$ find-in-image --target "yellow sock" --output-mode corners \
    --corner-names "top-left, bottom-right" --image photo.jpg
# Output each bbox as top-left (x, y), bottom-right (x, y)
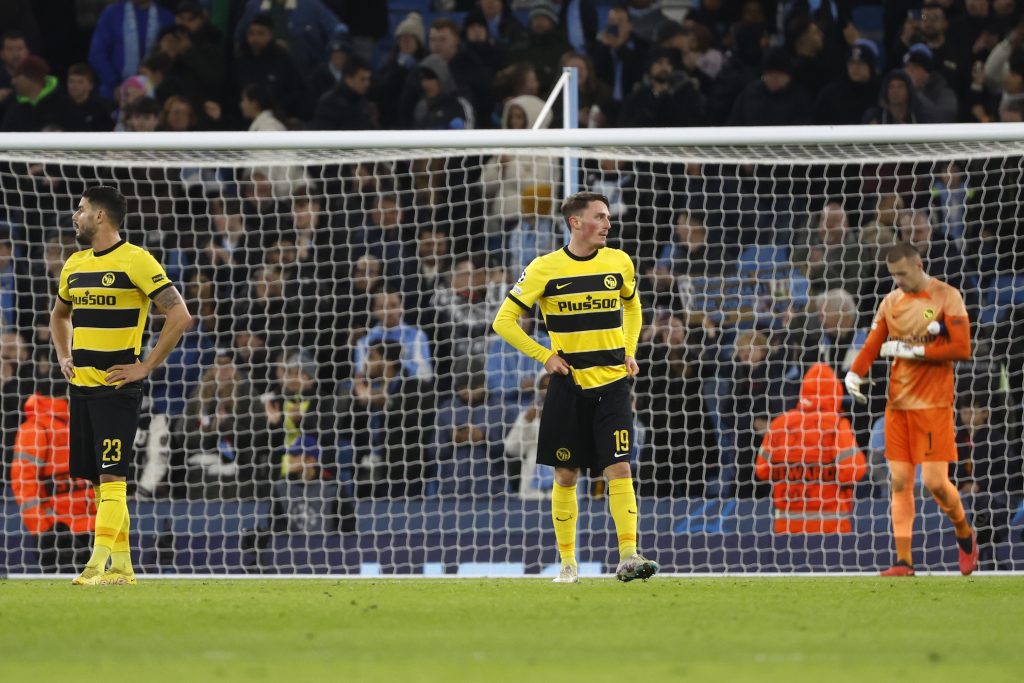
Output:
top-left (551, 482), bottom-right (578, 566)
top-left (86, 481), bottom-right (127, 570)
top-left (608, 478), bottom-right (638, 561)
top-left (110, 500), bottom-right (132, 574)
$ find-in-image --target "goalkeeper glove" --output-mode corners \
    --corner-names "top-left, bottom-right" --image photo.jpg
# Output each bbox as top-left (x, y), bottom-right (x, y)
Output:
top-left (844, 371), bottom-right (868, 404)
top-left (879, 341), bottom-right (925, 359)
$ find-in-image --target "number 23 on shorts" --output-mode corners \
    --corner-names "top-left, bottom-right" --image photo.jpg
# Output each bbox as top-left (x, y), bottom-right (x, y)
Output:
top-left (102, 438), bottom-right (123, 462)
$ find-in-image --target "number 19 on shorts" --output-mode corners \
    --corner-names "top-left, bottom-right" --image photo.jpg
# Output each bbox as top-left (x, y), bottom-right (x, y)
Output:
top-left (614, 429), bottom-right (630, 453)
top-left (102, 438), bottom-right (123, 462)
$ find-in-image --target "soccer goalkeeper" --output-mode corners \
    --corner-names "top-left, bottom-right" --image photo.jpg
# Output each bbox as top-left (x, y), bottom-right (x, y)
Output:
top-left (845, 242), bottom-right (977, 576)
top-left (492, 191), bottom-right (656, 584)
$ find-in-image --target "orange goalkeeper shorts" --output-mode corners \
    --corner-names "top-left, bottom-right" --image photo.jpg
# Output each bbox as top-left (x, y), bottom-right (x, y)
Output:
top-left (884, 406), bottom-right (957, 464)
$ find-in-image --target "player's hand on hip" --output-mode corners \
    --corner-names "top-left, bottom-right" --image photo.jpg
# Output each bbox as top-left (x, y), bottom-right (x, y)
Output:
top-left (58, 357), bottom-right (75, 381)
top-left (844, 371), bottom-right (868, 404)
top-left (625, 355), bottom-right (640, 377)
top-left (544, 352), bottom-right (571, 375)
top-left (880, 340), bottom-right (925, 359)
top-left (105, 361), bottom-right (150, 388)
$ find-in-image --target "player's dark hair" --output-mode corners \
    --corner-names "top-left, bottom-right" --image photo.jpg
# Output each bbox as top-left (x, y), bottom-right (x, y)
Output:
top-left (83, 186), bottom-right (127, 227)
top-left (560, 191), bottom-right (611, 227)
top-left (885, 241), bottom-right (922, 263)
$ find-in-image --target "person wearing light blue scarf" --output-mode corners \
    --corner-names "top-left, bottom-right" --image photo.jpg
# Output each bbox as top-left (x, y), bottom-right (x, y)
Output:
top-left (88, 0), bottom-right (174, 99)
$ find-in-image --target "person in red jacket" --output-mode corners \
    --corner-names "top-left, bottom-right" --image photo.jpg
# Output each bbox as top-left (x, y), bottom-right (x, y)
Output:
top-left (756, 363), bottom-right (867, 533)
top-left (12, 393), bottom-right (95, 572)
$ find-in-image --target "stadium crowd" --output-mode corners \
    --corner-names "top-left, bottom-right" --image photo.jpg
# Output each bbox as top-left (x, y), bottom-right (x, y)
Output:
top-left (1, 1), bottom-right (1022, 548)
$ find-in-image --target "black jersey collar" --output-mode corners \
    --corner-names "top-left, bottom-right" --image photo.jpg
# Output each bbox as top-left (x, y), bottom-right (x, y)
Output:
top-left (93, 239), bottom-right (126, 257)
top-left (562, 245), bottom-right (599, 262)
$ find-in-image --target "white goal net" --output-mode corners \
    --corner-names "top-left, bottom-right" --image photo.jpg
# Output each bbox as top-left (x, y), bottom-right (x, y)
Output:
top-left (1, 127), bottom-right (1022, 576)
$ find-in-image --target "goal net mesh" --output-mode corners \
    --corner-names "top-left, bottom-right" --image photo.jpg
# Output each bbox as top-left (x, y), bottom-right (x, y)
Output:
top-left (2, 137), bottom-right (1022, 575)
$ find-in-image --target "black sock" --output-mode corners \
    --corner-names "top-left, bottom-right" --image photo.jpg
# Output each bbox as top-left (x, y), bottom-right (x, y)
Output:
top-left (956, 534), bottom-right (974, 554)
top-left (894, 559), bottom-right (913, 568)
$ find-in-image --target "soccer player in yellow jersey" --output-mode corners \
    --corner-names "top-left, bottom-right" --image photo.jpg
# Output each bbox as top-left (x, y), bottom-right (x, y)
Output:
top-left (50, 186), bottom-right (192, 585)
top-left (492, 191), bottom-right (656, 583)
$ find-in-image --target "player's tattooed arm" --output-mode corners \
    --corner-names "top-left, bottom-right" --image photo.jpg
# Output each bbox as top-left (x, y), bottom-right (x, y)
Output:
top-left (153, 285), bottom-right (185, 313)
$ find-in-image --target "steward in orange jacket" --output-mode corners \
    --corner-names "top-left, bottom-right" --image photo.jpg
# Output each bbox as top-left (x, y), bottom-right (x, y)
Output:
top-left (755, 363), bottom-right (867, 533)
top-left (12, 393), bottom-right (95, 570)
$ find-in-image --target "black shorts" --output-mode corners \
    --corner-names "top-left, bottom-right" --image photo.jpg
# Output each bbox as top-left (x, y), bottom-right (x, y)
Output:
top-left (536, 374), bottom-right (634, 473)
top-left (68, 387), bottom-right (142, 483)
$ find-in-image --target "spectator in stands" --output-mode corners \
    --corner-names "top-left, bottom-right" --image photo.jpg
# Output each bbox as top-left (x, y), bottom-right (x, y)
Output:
top-left (353, 288), bottom-right (435, 382)
top-left (793, 198), bottom-right (864, 296)
top-left (0, 225), bottom-right (37, 333)
top-left (434, 357), bottom-right (511, 496)
top-left (263, 349), bottom-right (339, 478)
top-left (12, 391), bottom-right (96, 572)
top-left (112, 74), bottom-right (153, 131)
top-left (626, 0), bottom-right (671, 44)
top-left (786, 16), bottom-right (844, 95)
top-left (728, 47), bottom-right (812, 126)
top-left (503, 373), bottom-right (553, 499)
top-left (465, 0), bottom-right (526, 47)
top-left (399, 17), bottom-right (490, 129)
top-left (231, 317), bottom-right (273, 395)
top-left (486, 311), bottom-right (550, 406)
top-left (755, 363), bottom-right (868, 533)
top-left (157, 94), bottom-right (198, 132)
top-left (955, 391), bottom-right (1020, 569)
top-left (123, 96), bottom-right (160, 132)
top-left (432, 254), bottom-right (506, 359)
top-left (462, 14), bottom-right (504, 77)
top-left (339, 253), bottom-right (383, 352)
top-left (347, 192), bottom-right (412, 279)
top-left (560, 51), bottom-right (611, 128)
top-left (645, 209), bottom-right (724, 311)
top-left (912, 2), bottom-right (969, 93)
top-left (181, 348), bottom-right (270, 496)
top-left (620, 47), bottom-right (706, 128)
top-left (411, 54), bottom-right (477, 129)
top-left (815, 39), bottom-right (880, 125)
top-left (492, 61), bottom-right (541, 121)
top-left (721, 329), bottom-right (788, 498)
top-left (1, 55), bottom-right (84, 132)
top-left (862, 69), bottom-right (924, 124)
top-left (235, 0), bottom-right (347, 76)
top-left (310, 54), bottom-right (376, 130)
top-left (902, 43), bottom-right (959, 123)
top-left (235, 13), bottom-right (307, 120)
top-left (308, 36), bottom-right (353, 108)
top-left (504, 3), bottom-right (571, 92)
top-left (167, 3), bottom-right (225, 105)
top-left (1, 330), bottom-right (31, 458)
top-left (0, 31), bottom-right (30, 117)
top-left (344, 340), bottom-right (434, 498)
top-left (404, 226), bottom-right (451, 331)
top-left (682, 17), bottom-right (725, 81)
top-left (371, 12), bottom-right (426, 130)
top-left (240, 83), bottom-right (286, 131)
top-left (949, 0), bottom-right (998, 67)
top-left (707, 20), bottom-right (768, 124)
top-left (88, 0), bottom-right (175, 99)
top-left (481, 94), bottom-right (556, 236)
top-left (65, 63), bottom-right (114, 132)
top-left (983, 15), bottom-right (1024, 94)
top-left (592, 4), bottom-right (651, 117)
top-left (636, 313), bottom-right (717, 498)
top-left (557, 0), bottom-right (599, 54)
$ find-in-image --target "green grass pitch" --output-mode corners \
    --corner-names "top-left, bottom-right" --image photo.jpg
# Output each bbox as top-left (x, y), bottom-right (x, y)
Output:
top-left (2, 577), bottom-right (1022, 682)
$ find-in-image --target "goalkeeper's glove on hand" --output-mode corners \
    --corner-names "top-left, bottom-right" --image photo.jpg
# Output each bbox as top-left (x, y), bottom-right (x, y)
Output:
top-left (879, 341), bottom-right (925, 359)
top-left (844, 371), bottom-right (868, 404)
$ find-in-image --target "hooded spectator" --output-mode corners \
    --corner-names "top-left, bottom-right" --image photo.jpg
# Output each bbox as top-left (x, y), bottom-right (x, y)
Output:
top-left (1, 55), bottom-right (84, 131)
top-left (815, 39), bottom-right (881, 125)
top-left (727, 47), bottom-right (812, 126)
top-left (371, 13), bottom-right (428, 129)
top-left (863, 69), bottom-right (925, 124)
top-left (412, 54), bottom-right (475, 130)
top-left (902, 43), bottom-right (958, 122)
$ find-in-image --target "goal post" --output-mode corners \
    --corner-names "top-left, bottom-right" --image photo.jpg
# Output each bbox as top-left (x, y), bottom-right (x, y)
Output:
top-left (1, 124), bottom-right (1022, 576)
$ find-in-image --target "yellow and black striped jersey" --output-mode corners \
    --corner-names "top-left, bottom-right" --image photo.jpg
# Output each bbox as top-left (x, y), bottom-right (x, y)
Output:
top-left (57, 240), bottom-right (171, 388)
top-left (495, 245), bottom-right (642, 391)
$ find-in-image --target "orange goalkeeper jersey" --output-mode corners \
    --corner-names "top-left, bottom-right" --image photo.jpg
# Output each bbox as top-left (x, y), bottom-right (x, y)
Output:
top-left (850, 277), bottom-right (970, 410)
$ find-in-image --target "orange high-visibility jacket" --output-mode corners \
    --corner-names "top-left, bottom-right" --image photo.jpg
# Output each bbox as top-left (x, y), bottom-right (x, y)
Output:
top-left (755, 363), bottom-right (867, 534)
top-left (12, 394), bottom-right (95, 535)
